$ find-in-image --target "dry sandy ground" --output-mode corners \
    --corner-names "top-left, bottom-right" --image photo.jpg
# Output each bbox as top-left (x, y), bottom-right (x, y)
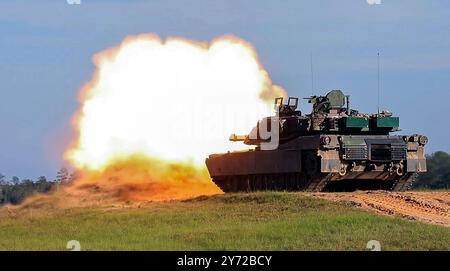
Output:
top-left (311, 191), bottom-right (450, 227)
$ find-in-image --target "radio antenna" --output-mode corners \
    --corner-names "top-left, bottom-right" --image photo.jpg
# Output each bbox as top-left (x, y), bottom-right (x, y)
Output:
top-left (310, 52), bottom-right (314, 95)
top-left (377, 52), bottom-right (381, 114)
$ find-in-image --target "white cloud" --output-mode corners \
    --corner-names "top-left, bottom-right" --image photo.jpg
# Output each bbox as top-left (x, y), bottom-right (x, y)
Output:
top-left (367, 0), bottom-right (382, 5)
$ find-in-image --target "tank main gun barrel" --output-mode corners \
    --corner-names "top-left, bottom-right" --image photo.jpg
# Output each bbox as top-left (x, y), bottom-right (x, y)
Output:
top-left (229, 134), bottom-right (247, 142)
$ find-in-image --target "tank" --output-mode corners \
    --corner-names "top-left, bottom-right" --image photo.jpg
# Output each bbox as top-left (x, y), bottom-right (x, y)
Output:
top-left (205, 90), bottom-right (428, 192)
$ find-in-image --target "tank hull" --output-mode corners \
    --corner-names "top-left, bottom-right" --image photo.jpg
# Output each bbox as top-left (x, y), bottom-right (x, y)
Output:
top-left (206, 134), bottom-right (426, 192)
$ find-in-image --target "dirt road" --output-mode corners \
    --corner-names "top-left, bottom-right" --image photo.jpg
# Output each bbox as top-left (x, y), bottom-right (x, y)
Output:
top-left (312, 191), bottom-right (450, 227)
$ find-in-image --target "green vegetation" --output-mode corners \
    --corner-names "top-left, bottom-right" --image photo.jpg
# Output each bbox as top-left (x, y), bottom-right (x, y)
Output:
top-left (0, 192), bottom-right (449, 251)
top-left (415, 151), bottom-right (450, 189)
top-left (0, 176), bottom-right (55, 205)
top-left (0, 168), bottom-right (74, 205)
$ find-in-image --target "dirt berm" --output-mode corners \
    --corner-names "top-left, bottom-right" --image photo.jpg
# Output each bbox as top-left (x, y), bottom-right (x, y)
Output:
top-left (312, 191), bottom-right (450, 227)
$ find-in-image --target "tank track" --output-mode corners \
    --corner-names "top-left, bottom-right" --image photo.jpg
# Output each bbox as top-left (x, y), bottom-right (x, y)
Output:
top-left (212, 173), bottom-right (337, 193)
top-left (391, 173), bottom-right (418, 192)
top-left (304, 173), bottom-right (335, 192)
top-left (212, 172), bottom-right (418, 193)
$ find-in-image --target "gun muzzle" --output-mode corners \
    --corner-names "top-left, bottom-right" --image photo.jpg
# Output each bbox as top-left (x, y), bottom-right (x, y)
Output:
top-left (229, 134), bottom-right (247, 142)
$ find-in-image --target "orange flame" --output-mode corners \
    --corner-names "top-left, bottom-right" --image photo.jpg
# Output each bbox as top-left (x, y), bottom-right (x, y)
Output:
top-left (65, 155), bottom-right (219, 202)
top-left (63, 34), bottom-right (285, 202)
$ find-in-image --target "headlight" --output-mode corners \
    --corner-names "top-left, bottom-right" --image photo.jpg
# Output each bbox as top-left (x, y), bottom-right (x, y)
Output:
top-left (419, 135), bottom-right (428, 146)
top-left (321, 136), bottom-right (331, 146)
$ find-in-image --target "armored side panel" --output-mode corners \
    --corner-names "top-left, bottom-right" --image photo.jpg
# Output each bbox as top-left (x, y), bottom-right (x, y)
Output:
top-left (206, 150), bottom-right (302, 176)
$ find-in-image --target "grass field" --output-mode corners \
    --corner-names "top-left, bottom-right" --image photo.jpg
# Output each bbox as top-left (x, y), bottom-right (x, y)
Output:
top-left (0, 192), bottom-right (449, 251)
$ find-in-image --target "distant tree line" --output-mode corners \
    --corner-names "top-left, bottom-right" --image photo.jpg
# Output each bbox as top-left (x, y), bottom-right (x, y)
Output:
top-left (0, 168), bottom-right (74, 205)
top-left (414, 151), bottom-right (450, 189)
top-left (0, 152), bottom-right (449, 205)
